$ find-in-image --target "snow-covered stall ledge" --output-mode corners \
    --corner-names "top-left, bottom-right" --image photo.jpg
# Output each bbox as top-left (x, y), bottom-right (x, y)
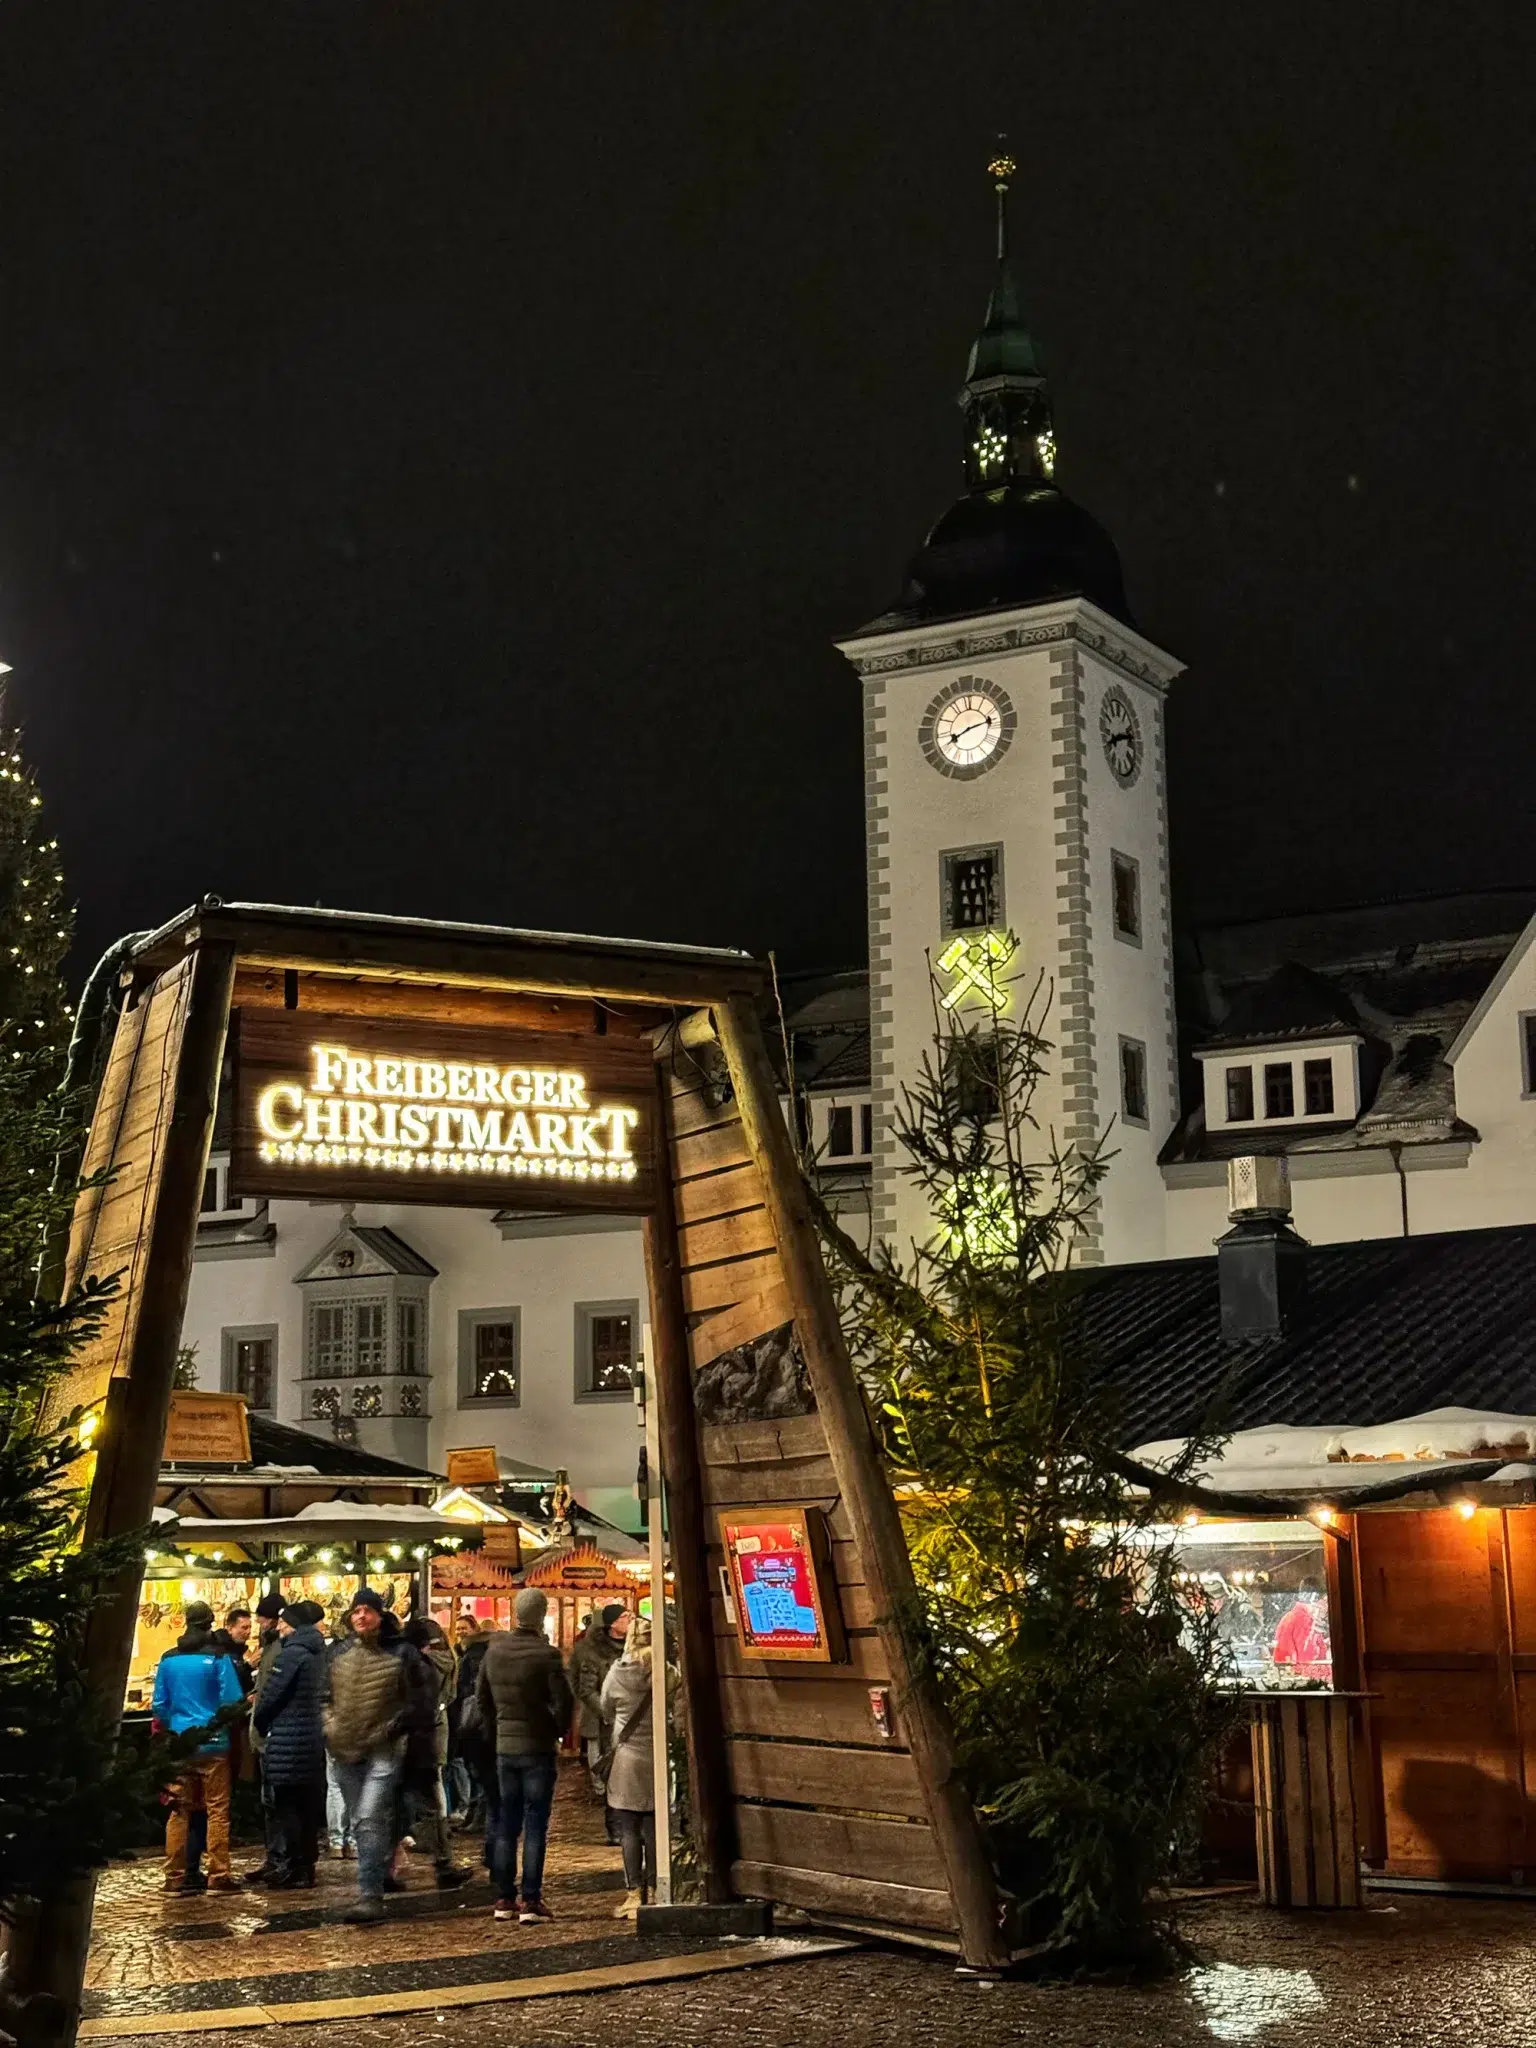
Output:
top-left (1133, 1407), bottom-right (1536, 1508)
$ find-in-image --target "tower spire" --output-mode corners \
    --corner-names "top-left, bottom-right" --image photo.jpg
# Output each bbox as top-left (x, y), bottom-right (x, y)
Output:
top-left (961, 141), bottom-right (1055, 490)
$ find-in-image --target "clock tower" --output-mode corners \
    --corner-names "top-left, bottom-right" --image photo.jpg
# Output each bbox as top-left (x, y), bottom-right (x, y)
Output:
top-left (836, 151), bottom-right (1182, 1267)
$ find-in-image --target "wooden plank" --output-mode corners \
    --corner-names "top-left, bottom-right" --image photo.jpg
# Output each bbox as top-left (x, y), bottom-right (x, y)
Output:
top-left (647, 1072), bottom-right (733, 1902)
top-left (687, 1284), bottom-right (797, 1369)
top-left (1280, 1698), bottom-right (1311, 1906)
top-left (731, 1860), bottom-right (956, 1934)
top-left (674, 1162), bottom-right (765, 1226)
top-left (664, 1083), bottom-right (743, 1141)
top-left (1362, 1650), bottom-right (1498, 1673)
top-left (701, 1415), bottom-right (829, 1468)
top-left (681, 1249), bottom-right (784, 1316)
top-left (702, 1455), bottom-right (842, 1508)
top-left (231, 967), bottom-right (603, 1034)
top-left (1304, 1697), bottom-right (1335, 1908)
top-left (727, 1739), bottom-right (929, 1819)
top-left (716, 1629), bottom-right (889, 1684)
top-left (721, 1674), bottom-right (900, 1747)
top-left (1327, 1696), bottom-right (1359, 1907)
top-left (670, 1119), bottom-right (752, 1181)
top-left (1250, 1712), bottom-right (1277, 1904)
top-left (734, 1804), bottom-right (946, 1890)
top-left (679, 1206), bottom-right (779, 1272)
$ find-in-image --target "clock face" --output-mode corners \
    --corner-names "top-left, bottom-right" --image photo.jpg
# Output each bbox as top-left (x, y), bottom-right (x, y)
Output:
top-left (919, 680), bottom-right (1016, 781)
top-left (1099, 687), bottom-right (1143, 786)
top-left (935, 691), bottom-right (1003, 768)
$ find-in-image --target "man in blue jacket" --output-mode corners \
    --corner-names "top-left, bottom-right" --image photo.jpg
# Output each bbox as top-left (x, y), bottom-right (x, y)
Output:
top-left (152, 1600), bottom-right (246, 1892)
top-left (252, 1601), bottom-right (328, 1888)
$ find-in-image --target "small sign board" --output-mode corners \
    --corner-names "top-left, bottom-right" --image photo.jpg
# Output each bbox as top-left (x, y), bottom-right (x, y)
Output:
top-left (717, 1504), bottom-right (846, 1663)
top-left (481, 1522), bottom-right (523, 1568)
top-left (163, 1390), bottom-right (252, 1466)
top-left (445, 1446), bottom-right (502, 1488)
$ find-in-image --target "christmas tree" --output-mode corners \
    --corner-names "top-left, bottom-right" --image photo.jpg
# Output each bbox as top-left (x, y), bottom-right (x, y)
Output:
top-left (814, 956), bottom-right (1234, 1973)
top-left (0, 713), bottom-right (74, 1080)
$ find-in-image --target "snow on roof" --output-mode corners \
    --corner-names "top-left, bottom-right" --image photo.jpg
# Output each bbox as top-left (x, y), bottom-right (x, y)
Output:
top-left (1135, 1406), bottom-right (1536, 1496)
top-left (290, 1499), bottom-right (448, 1524)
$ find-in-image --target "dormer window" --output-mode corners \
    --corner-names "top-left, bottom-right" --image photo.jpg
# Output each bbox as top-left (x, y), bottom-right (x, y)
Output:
top-left (1199, 1038), bottom-right (1362, 1133)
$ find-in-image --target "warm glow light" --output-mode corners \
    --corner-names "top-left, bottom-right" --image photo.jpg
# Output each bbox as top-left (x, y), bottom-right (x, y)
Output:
top-left (77, 1409), bottom-right (100, 1444)
top-left (1456, 1500), bottom-right (1477, 1520)
top-left (313, 1573), bottom-right (332, 1593)
top-left (254, 1042), bottom-right (642, 1182)
top-left (180, 1577), bottom-right (199, 1599)
top-left (1312, 1507), bottom-right (1335, 1528)
top-left (1182, 1512), bottom-right (1200, 1528)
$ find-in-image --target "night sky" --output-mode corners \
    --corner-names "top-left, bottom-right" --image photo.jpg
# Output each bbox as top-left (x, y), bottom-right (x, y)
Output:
top-left (2, 6), bottom-right (1532, 980)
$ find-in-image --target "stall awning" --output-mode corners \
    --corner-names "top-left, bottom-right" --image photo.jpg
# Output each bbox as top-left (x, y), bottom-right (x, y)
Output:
top-left (163, 1500), bottom-right (466, 1546)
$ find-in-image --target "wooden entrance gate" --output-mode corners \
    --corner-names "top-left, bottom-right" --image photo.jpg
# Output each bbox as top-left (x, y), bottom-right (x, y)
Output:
top-left (35, 902), bottom-right (1005, 2014)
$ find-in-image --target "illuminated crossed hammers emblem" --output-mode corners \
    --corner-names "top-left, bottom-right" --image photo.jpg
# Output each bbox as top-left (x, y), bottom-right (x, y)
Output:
top-left (937, 930), bottom-right (1017, 1012)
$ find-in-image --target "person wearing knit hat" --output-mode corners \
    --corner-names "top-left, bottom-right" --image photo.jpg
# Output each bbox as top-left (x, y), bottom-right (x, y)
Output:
top-left (328, 1584), bottom-right (421, 1923)
top-left (255, 1591), bottom-right (284, 1622)
top-left (567, 1601), bottom-right (629, 1832)
top-left (477, 1586), bottom-right (574, 1922)
top-left (253, 1598), bottom-right (329, 1888)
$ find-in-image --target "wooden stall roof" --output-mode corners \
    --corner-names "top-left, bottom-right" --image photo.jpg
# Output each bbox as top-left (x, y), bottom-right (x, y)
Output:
top-left (126, 900), bottom-right (771, 1006)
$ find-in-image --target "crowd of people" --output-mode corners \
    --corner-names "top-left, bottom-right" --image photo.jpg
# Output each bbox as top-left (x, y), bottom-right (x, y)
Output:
top-left (150, 1586), bottom-right (670, 1924)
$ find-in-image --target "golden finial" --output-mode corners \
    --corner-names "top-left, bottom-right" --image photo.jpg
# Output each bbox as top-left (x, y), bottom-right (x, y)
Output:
top-left (987, 136), bottom-right (1015, 259)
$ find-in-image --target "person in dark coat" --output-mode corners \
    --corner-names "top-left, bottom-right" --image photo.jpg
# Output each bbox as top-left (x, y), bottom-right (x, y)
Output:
top-left (450, 1625), bottom-right (500, 1853)
top-left (399, 1616), bottom-right (470, 1887)
top-left (252, 1601), bottom-right (328, 1888)
top-left (477, 1589), bottom-right (573, 1922)
top-left (241, 1591), bottom-right (288, 1887)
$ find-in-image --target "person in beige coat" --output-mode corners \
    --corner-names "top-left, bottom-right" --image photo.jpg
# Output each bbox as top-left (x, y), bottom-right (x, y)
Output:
top-left (598, 1615), bottom-right (677, 1916)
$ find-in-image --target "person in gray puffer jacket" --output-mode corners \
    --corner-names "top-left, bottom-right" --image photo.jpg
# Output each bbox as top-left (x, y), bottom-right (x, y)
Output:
top-left (252, 1602), bottom-right (327, 1887)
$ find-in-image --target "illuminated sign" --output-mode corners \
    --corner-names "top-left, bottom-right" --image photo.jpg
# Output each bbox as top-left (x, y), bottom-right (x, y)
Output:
top-left (937, 929), bottom-right (1016, 1014)
top-left (232, 1009), bottom-right (654, 1214)
top-left (254, 1041), bottom-right (640, 1186)
top-left (718, 1505), bottom-right (846, 1665)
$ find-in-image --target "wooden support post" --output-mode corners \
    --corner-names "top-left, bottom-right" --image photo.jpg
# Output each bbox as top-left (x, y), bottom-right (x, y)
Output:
top-left (13, 940), bottom-right (235, 2029)
top-left (712, 993), bottom-right (1007, 1971)
top-left (642, 1078), bottom-right (734, 1901)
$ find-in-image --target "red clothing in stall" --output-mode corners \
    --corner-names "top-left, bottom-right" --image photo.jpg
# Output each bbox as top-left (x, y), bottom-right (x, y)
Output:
top-left (1272, 1601), bottom-right (1331, 1682)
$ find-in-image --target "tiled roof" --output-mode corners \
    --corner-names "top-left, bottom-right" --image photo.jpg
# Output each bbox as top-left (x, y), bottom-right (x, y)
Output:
top-left (243, 1414), bottom-right (441, 1483)
top-left (1197, 963), bottom-right (1361, 1049)
top-left (1065, 1222), bottom-right (1536, 1449)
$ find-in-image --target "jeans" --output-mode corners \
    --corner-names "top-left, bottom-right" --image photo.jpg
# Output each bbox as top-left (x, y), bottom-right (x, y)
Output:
top-left (332, 1752), bottom-right (402, 1899)
top-left (492, 1754), bottom-right (557, 1905)
top-left (612, 1806), bottom-right (657, 1896)
top-left (166, 1755), bottom-right (232, 1882)
top-left (325, 1751), bottom-right (354, 1851)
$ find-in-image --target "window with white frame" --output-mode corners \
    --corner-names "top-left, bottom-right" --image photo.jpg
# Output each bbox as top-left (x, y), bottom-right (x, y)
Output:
top-left (304, 1289), bottom-right (426, 1379)
top-left (812, 1095), bottom-right (873, 1164)
top-left (459, 1308), bottom-right (521, 1406)
top-left (221, 1325), bottom-right (276, 1414)
top-left (576, 1299), bottom-right (639, 1400)
top-left (1226, 1066), bottom-right (1255, 1122)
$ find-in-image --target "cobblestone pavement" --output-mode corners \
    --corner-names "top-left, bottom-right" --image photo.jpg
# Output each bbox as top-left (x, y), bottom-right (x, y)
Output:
top-left (98, 1888), bottom-right (1536, 2048)
top-left (86, 1764), bottom-right (633, 1997)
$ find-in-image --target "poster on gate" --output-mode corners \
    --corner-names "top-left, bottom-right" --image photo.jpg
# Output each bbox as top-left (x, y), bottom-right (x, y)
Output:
top-left (717, 1504), bottom-right (846, 1663)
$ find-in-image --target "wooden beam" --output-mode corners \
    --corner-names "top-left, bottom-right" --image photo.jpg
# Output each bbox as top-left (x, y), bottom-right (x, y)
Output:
top-left (711, 993), bottom-right (1007, 1971)
top-left (643, 1078), bottom-right (734, 1901)
top-left (16, 940), bottom-right (236, 2029)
